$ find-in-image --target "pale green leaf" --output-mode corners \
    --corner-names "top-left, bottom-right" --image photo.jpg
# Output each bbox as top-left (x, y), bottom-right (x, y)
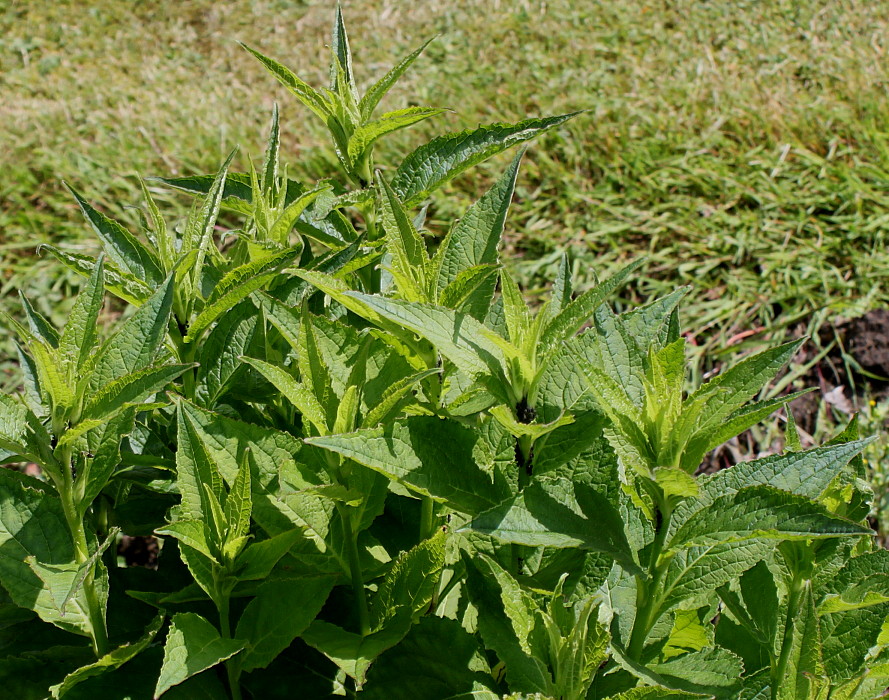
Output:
top-left (349, 107), bottom-right (444, 167)
top-left (241, 43), bottom-right (332, 120)
top-left (359, 37), bottom-right (434, 120)
top-left (392, 114), bottom-right (581, 207)
top-left (154, 613), bottom-right (245, 698)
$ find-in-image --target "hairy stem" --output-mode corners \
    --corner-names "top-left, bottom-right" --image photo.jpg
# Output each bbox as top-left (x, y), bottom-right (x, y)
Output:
top-left (217, 591), bottom-right (243, 700)
top-left (337, 504), bottom-right (370, 636)
top-left (772, 575), bottom-right (805, 697)
top-left (57, 447), bottom-right (109, 657)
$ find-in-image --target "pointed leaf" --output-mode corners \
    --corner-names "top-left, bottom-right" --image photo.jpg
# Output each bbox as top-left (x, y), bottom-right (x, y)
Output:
top-left (359, 37), bottom-right (435, 120)
top-left (391, 113), bottom-right (581, 206)
top-left (349, 107), bottom-right (444, 167)
top-left (154, 613), bottom-right (245, 698)
top-left (241, 43), bottom-right (332, 120)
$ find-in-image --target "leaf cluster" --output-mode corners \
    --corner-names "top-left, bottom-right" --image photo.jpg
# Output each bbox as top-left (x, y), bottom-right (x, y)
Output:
top-left (1, 8), bottom-right (886, 700)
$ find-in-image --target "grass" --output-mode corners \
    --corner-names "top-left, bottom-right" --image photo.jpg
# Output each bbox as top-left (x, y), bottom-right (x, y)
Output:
top-left (2, 0), bottom-right (889, 501)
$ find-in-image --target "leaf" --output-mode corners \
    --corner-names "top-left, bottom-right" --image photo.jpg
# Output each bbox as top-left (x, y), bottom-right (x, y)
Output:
top-left (668, 485), bottom-right (871, 550)
top-left (362, 368), bottom-right (440, 427)
top-left (267, 186), bottom-right (329, 244)
top-left (224, 452), bottom-right (253, 544)
top-left (464, 552), bottom-right (554, 694)
top-left (18, 292), bottom-right (60, 347)
top-left (185, 246), bottom-right (301, 342)
top-left (307, 416), bottom-right (512, 515)
top-left (349, 107), bottom-right (444, 168)
top-left (86, 275), bottom-right (174, 394)
top-left (345, 293), bottom-right (508, 389)
top-left (80, 363), bottom-right (192, 423)
top-left (776, 583), bottom-right (825, 700)
top-left (433, 151), bottom-right (522, 312)
top-left (301, 618), bottom-right (412, 686)
top-left (241, 43), bottom-right (332, 120)
top-left (241, 358), bottom-right (328, 433)
top-left (234, 529), bottom-right (304, 581)
top-left (49, 614), bottom-right (164, 697)
top-left (234, 575), bottom-right (334, 672)
top-left (152, 171), bottom-right (253, 206)
top-left (362, 618), bottom-right (498, 699)
top-left (196, 300), bottom-right (260, 406)
top-left (375, 173), bottom-right (429, 299)
top-left (156, 520), bottom-right (217, 562)
top-left (154, 613), bottom-right (245, 698)
top-left (370, 531), bottom-right (445, 630)
top-left (465, 477), bottom-right (638, 572)
top-left (612, 643), bottom-right (743, 696)
top-left (73, 409), bottom-right (136, 515)
top-left (38, 244), bottom-right (154, 306)
top-left (328, 5), bottom-right (358, 101)
top-left (58, 258), bottom-right (105, 372)
top-left (391, 113), bottom-right (581, 206)
top-left (540, 259), bottom-right (644, 352)
top-left (66, 184), bottom-right (165, 286)
top-left (359, 37), bottom-right (434, 120)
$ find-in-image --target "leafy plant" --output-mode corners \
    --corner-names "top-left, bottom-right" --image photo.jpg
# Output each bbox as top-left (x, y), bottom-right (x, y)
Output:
top-left (1, 7), bottom-right (887, 700)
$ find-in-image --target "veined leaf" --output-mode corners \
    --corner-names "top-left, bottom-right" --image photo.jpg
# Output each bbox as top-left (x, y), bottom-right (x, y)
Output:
top-left (465, 477), bottom-right (638, 572)
top-left (18, 292), bottom-right (60, 347)
top-left (86, 274), bottom-right (174, 393)
top-left (80, 363), bottom-right (192, 423)
top-left (391, 113), bottom-right (581, 207)
top-left (58, 258), bottom-right (105, 371)
top-left (668, 485), bottom-right (870, 551)
top-left (362, 368), bottom-right (440, 427)
top-left (152, 171), bottom-right (253, 206)
top-left (235, 575), bottom-right (334, 673)
top-left (307, 416), bottom-right (512, 515)
top-left (49, 614), bottom-right (164, 698)
top-left (540, 259), bottom-right (644, 352)
top-left (234, 529), bottom-right (304, 581)
top-left (154, 613), bottom-right (245, 698)
top-left (242, 358), bottom-right (328, 433)
top-left (196, 300), bottom-right (260, 407)
top-left (66, 184), bottom-right (164, 286)
top-left (267, 186), bottom-right (330, 244)
top-left (359, 37), bottom-right (435, 120)
top-left (432, 151), bottom-right (521, 317)
top-left (375, 173), bottom-right (429, 299)
top-left (38, 245), bottom-right (154, 306)
top-left (348, 107), bottom-right (444, 168)
top-left (241, 43), bottom-right (332, 120)
top-left (185, 246), bottom-right (300, 342)
top-left (370, 531), bottom-right (445, 631)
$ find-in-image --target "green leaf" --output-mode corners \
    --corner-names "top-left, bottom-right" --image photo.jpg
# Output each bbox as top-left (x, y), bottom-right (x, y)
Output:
top-left (235, 575), bottom-right (334, 672)
top-left (241, 357), bottom-right (328, 433)
top-left (267, 187), bottom-right (329, 244)
top-left (370, 530), bottom-right (445, 630)
top-left (18, 291), bottom-right (60, 347)
top-left (156, 520), bottom-right (217, 563)
top-left (152, 171), bottom-right (253, 207)
top-left (234, 529), bottom-right (304, 581)
top-left (362, 616), bottom-right (498, 700)
top-left (73, 409), bottom-right (136, 515)
top-left (359, 37), bottom-right (435, 120)
top-left (0, 470), bottom-right (93, 636)
top-left (433, 151), bottom-right (522, 312)
top-left (307, 416), bottom-right (512, 515)
top-left (37, 245), bottom-right (154, 306)
top-left (154, 613), bottom-right (245, 698)
top-left (776, 583), bottom-right (825, 700)
top-left (349, 107), bottom-right (444, 168)
top-left (540, 259), bottom-right (644, 352)
top-left (66, 184), bottom-right (164, 286)
top-left (329, 5), bottom-right (358, 101)
top-left (49, 614), bottom-right (164, 698)
top-left (241, 43), bottom-right (332, 120)
top-left (391, 113), bottom-right (581, 206)
top-left (668, 486), bottom-right (871, 550)
top-left (362, 368), bottom-right (441, 427)
top-left (185, 246), bottom-right (301, 342)
top-left (87, 275), bottom-right (174, 393)
top-left (345, 293), bottom-right (508, 390)
top-left (375, 173), bottom-right (429, 299)
top-left (196, 300), bottom-right (260, 407)
top-left (464, 552), bottom-right (554, 694)
top-left (612, 643), bottom-right (744, 696)
top-left (301, 618), bottom-right (412, 686)
top-left (80, 363), bottom-right (192, 423)
top-left (465, 477), bottom-right (638, 572)
top-left (58, 258), bottom-right (105, 372)
top-left (224, 452), bottom-right (253, 544)
top-left (438, 264), bottom-right (500, 314)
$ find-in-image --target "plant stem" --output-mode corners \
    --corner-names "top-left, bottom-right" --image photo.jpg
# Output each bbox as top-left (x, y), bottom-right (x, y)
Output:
top-left (626, 498), bottom-right (673, 659)
top-left (217, 591), bottom-right (243, 700)
top-left (337, 504), bottom-right (370, 636)
top-left (419, 496), bottom-right (435, 543)
top-left (772, 575), bottom-right (805, 698)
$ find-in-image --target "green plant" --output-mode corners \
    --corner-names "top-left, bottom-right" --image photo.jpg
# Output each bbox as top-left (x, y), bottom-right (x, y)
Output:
top-left (1, 7), bottom-right (888, 699)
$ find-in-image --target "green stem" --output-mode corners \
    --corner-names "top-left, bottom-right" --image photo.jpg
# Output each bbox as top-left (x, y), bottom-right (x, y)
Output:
top-left (626, 498), bottom-right (673, 659)
top-left (772, 575), bottom-right (805, 698)
top-left (337, 504), bottom-right (370, 636)
top-left (217, 591), bottom-right (243, 700)
top-left (419, 496), bottom-right (435, 544)
top-left (57, 447), bottom-right (109, 657)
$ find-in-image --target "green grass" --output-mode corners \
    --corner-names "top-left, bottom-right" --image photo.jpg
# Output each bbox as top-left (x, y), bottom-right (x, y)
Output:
top-left (2, 0), bottom-right (889, 473)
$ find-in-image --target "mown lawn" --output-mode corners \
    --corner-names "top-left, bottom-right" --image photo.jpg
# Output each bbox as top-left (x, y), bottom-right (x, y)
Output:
top-left (3, 0), bottom-right (889, 517)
